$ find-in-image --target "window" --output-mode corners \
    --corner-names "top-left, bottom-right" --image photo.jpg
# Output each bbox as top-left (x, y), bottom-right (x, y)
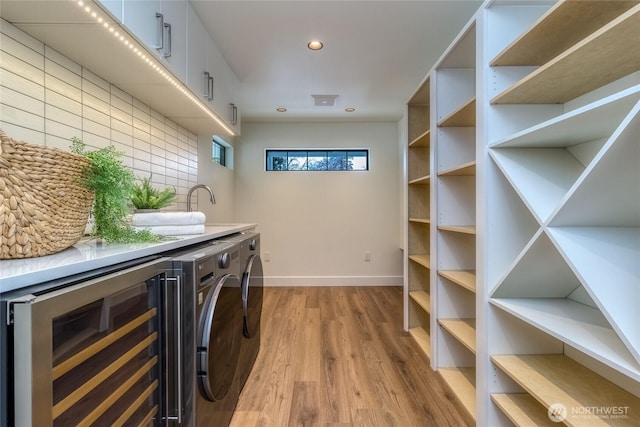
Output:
top-left (212, 140), bottom-right (226, 166)
top-left (266, 149), bottom-right (369, 171)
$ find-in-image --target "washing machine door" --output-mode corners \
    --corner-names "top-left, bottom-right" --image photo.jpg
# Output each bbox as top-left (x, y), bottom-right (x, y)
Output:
top-left (242, 254), bottom-right (264, 338)
top-left (197, 274), bottom-right (243, 402)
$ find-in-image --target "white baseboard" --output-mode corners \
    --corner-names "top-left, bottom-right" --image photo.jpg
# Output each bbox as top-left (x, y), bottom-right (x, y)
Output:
top-left (263, 276), bottom-right (403, 287)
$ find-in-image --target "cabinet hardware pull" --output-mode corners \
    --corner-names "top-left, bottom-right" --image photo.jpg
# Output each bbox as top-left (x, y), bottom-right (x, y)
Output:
top-left (155, 13), bottom-right (164, 50)
top-left (208, 75), bottom-right (214, 100)
top-left (163, 22), bottom-right (172, 58)
top-left (204, 71), bottom-right (210, 97)
top-left (230, 103), bottom-right (238, 125)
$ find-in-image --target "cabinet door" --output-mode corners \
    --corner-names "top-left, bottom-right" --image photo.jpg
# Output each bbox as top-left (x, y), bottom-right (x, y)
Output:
top-left (186, 3), bottom-right (210, 103)
top-left (160, 0), bottom-right (187, 81)
top-left (99, 0), bottom-right (123, 22)
top-left (123, 0), bottom-right (186, 81)
top-left (123, 0), bottom-right (162, 50)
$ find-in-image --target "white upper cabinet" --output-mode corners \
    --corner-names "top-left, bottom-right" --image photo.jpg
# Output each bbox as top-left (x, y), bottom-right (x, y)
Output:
top-left (186, 4), bottom-right (210, 103)
top-left (185, 2), bottom-right (241, 134)
top-left (121, 0), bottom-right (187, 81)
top-left (100, 0), bottom-right (123, 21)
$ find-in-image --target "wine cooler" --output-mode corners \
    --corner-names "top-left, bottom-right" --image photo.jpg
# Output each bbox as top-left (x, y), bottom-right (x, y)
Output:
top-left (7, 256), bottom-right (175, 426)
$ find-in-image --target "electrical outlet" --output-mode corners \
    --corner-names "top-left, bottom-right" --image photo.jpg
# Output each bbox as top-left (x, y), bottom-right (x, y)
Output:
top-left (364, 251), bottom-right (371, 262)
top-left (264, 252), bottom-right (271, 262)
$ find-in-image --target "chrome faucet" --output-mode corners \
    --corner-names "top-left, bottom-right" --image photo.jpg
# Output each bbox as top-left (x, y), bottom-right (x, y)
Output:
top-left (187, 184), bottom-right (216, 212)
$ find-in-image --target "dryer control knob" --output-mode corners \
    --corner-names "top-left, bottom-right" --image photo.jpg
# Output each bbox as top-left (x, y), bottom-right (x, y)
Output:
top-left (249, 239), bottom-right (257, 251)
top-left (218, 252), bottom-right (230, 269)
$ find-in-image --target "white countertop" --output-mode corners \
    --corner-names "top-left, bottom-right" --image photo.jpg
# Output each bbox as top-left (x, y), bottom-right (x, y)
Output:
top-left (0, 224), bottom-right (256, 293)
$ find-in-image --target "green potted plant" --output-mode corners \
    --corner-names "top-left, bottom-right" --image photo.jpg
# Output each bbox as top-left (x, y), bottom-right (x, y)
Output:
top-left (71, 137), bottom-right (164, 243)
top-left (131, 175), bottom-right (177, 211)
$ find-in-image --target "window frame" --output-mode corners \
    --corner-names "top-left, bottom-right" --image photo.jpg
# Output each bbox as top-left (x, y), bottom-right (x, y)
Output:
top-left (265, 149), bottom-right (369, 171)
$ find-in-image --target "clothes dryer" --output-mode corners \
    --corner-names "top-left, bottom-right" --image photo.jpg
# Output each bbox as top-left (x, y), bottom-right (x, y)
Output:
top-left (170, 241), bottom-right (243, 427)
top-left (219, 232), bottom-right (264, 390)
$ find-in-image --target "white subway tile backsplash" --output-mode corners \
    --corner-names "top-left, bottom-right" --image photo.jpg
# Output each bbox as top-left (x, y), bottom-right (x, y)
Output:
top-left (82, 80), bottom-right (109, 104)
top-left (82, 116), bottom-right (111, 140)
top-left (83, 92), bottom-right (110, 117)
top-left (0, 124), bottom-right (44, 145)
top-left (45, 46), bottom-right (81, 75)
top-left (110, 108), bottom-right (133, 128)
top-left (45, 58), bottom-right (81, 89)
top-left (82, 69), bottom-right (110, 93)
top-left (45, 104), bottom-right (82, 130)
top-left (0, 20), bottom-right (198, 208)
top-left (45, 74), bottom-right (81, 102)
top-left (46, 134), bottom-right (76, 152)
top-left (133, 158), bottom-right (151, 174)
top-left (45, 118), bottom-right (81, 142)
top-left (0, 103), bottom-right (44, 132)
top-left (82, 105), bottom-right (110, 127)
top-left (0, 19), bottom-right (44, 55)
top-left (2, 87), bottom-right (44, 118)
top-left (1, 51), bottom-right (44, 85)
top-left (111, 94), bottom-right (132, 116)
top-left (112, 85), bottom-right (133, 104)
top-left (150, 163), bottom-right (166, 178)
top-left (111, 140), bottom-right (134, 158)
top-left (1, 68), bottom-right (45, 101)
top-left (46, 89), bottom-right (82, 116)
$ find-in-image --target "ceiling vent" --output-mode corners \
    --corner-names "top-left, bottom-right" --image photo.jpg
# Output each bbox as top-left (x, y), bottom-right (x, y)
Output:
top-left (312, 94), bottom-right (339, 107)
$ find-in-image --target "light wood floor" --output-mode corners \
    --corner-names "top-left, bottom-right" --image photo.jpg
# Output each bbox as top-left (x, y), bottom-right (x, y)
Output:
top-left (230, 287), bottom-right (469, 427)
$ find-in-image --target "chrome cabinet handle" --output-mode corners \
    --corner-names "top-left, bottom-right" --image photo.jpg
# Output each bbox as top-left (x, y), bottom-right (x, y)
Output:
top-left (155, 13), bottom-right (164, 50)
top-left (175, 275), bottom-right (182, 424)
top-left (208, 75), bottom-right (214, 100)
top-left (163, 22), bottom-right (172, 58)
top-left (162, 275), bottom-right (183, 424)
top-left (230, 103), bottom-right (238, 125)
top-left (204, 71), bottom-right (210, 97)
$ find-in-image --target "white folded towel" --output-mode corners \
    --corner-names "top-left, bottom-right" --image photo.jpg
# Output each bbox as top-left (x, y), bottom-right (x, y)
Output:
top-left (131, 211), bottom-right (206, 226)
top-left (134, 224), bottom-right (206, 236)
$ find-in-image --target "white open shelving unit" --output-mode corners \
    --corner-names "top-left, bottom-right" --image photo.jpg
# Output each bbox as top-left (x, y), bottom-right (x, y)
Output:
top-left (406, 78), bottom-right (432, 359)
top-left (403, 1), bottom-right (640, 425)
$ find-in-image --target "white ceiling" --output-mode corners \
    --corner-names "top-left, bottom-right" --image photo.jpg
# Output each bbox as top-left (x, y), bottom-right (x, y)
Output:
top-left (190, 0), bottom-right (483, 122)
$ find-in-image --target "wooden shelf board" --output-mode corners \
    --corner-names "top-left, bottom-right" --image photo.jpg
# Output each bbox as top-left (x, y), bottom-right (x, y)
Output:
top-left (490, 298), bottom-right (640, 381)
top-left (438, 161), bottom-right (476, 176)
top-left (491, 394), bottom-right (558, 427)
top-left (408, 254), bottom-right (431, 270)
top-left (409, 327), bottom-right (431, 359)
top-left (490, 87), bottom-right (640, 148)
top-left (409, 129), bottom-right (430, 147)
top-left (491, 5), bottom-right (640, 105)
top-left (439, 318), bottom-right (476, 354)
top-left (437, 225), bottom-right (476, 235)
top-left (408, 175), bottom-right (430, 185)
top-left (490, 1), bottom-right (638, 67)
top-left (409, 291), bottom-right (431, 314)
top-left (438, 270), bottom-right (476, 293)
top-left (437, 98), bottom-right (476, 127)
top-left (408, 217), bottom-right (430, 225)
top-left (438, 367), bottom-right (476, 421)
top-left (492, 354), bottom-right (640, 427)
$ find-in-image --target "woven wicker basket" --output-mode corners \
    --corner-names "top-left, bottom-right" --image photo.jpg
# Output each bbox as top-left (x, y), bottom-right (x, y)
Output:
top-left (0, 130), bottom-right (94, 259)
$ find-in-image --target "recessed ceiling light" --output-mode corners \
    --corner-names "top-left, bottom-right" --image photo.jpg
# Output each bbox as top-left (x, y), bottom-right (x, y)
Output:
top-left (276, 107), bottom-right (287, 112)
top-left (345, 107), bottom-right (356, 113)
top-left (307, 40), bottom-right (323, 50)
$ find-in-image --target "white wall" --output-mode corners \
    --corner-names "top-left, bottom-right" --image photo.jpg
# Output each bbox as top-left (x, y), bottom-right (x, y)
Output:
top-left (196, 135), bottom-right (236, 222)
top-left (234, 121), bottom-right (403, 286)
